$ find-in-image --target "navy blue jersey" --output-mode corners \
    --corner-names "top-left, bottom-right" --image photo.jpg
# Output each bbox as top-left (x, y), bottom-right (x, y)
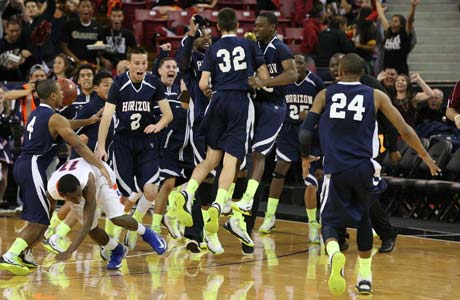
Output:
top-left (59, 91), bottom-right (96, 119)
top-left (74, 95), bottom-right (114, 153)
top-left (108, 72), bottom-right (166, 135)
top-left (202, 35), bottom-right (265, 92)
top-left (153, 84), bottom-right (183, 128)
top-left (176, 36), bottom-right (209, 125)
top-left (256, 37), bottom-right (293, 102)
top-left (284, 71), bottom-right (324, 124)
top-left (319, 82), bottom-right (378, 174)
top-left (21, 104), bottom-right (61, 164)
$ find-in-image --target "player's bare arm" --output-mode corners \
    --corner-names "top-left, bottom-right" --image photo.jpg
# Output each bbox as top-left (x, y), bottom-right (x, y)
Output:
top-left (375, 89), bottom-right (441, 176)
top-left (95, 102), bottom-right (116, 161)
top-left (263, 58), bottom-right (298, 87)
top-left (68, 108), bottom-right (103, 130)
top-left (50, 113), bottom-right (113, 186)
top-left (199, 71), bottom-right (212, 98)
top-left (144, 99), bottom-right (173, 134)
top-left (56, 174), bottom-right (97, 261)
top-left (248, 64), bottom-right (270, 89)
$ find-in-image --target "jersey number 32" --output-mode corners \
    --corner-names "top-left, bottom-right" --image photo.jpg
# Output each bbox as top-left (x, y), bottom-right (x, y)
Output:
top-left (217, 47), bottom-right (247, 73)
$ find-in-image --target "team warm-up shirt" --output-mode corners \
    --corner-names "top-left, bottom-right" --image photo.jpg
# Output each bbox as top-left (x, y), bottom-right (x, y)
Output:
top-left (108, 72), bottom-right (166, 135)
top-left (256, 37), bottom-right (293, 101)
top-left (202, 35), bottom-right (265, 92)
top-left (284, 71), bottom-right (324, 124)
top-left (319, 82), bottom-right (378, 174)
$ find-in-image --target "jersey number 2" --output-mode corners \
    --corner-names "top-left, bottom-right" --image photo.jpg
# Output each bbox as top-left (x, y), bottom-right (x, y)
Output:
top-left (130, 113), bottom-right (141, 130)
top-left (217, 47), bottom-right (247, 73)
top-left (330, 93), bottom-right (365, 121)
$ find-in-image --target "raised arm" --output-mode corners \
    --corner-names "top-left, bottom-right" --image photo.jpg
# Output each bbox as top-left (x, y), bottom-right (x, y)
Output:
top-left (411, 73), bottom-right (434, 104)
top-left (375, 89), bottom-right (440, 175)
top-left (406, 0), bottom-right (420, 33)
top-left (375, 0), bottom-right (389, 32)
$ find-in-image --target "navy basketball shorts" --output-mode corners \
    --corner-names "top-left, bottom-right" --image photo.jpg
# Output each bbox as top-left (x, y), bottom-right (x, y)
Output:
top-left (275, 122), bottom-right (300, 163)
top-left (320, 161), bottom-right (388, 228)
top-left (189, 119), bottom-right (207, 166)
top-left (112, 134), bottom-right (160, 197)
top-left (0, 137), bottom-right (13, 165)
top-left (199, 91), bottom-right (254, 161)
top-left (252, 101), bottom-right (286, 155)
top-left (14, 155), bottom-right (51, 225)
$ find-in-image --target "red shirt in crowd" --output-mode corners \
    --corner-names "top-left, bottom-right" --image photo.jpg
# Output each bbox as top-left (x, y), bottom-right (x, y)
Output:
top-left (447, 80), bottom-right (460, 110)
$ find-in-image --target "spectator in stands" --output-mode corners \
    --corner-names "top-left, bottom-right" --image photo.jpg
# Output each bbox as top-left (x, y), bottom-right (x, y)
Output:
top-left (22, 0), bottom-right (57, 65)
top-left (446, 80), bottom-right (460, 129)
top-left (376, 0), bottom-right (419, 75)
top-left (116, 59), bottom-right (129, 75)
top-left (328, 52), bottom-right (343, 81)
top-left (415, 89), bottom-right (446, 126)
top-left (101, 6), bottom-right (137, 72)
top-left (353, 6), bottom-right (376, 74)
top-left (61, 0), bottom-right (103, 65)
top-left (294, 0), bottom-right (314, 25)
top-left (392, 72), bottom-right (434, 127)
top-left (301, 1), bottom-right (325, 54)
top-left (314, 15), bottom-right (355, 81)
top-left (377, 67), bottom-right (397, 98)
top-left (49, 53), bottom-right (74, 79)
top-left (1, 0), bottom-right (24, 29)
top-left (0, 19), bottom-right (32, 82)
top-left (0, 86), bottom-right (13, 209)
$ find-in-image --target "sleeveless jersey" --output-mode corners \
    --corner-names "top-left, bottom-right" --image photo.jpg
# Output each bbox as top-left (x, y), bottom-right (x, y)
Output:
top-left (319, 82), bottom-right (379, 173)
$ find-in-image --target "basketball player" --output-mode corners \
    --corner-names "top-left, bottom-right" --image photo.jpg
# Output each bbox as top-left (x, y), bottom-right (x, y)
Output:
top-left (46, 157), bottom-right (167, 268)
top-left (299, 53), bottom-right (440, 295)
top-left (256, 54), bottom-right (324, 244)
top-left (233, 11), bottom-right (297, 254)
top-left (174, 7), bottom-right (269, 254)
top-left (95, 47), bottom-right (173, 250)
top-left (0, 79), bottom-right (111, 276)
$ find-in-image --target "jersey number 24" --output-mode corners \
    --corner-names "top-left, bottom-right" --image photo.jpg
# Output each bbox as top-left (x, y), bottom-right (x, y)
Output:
top-left (330, 93), bottom-right (365, 121)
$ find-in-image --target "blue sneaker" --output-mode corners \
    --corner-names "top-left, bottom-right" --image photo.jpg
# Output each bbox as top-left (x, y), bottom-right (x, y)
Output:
top-left (142, 228), bottom-right (168, 255)
top-left (107, 244), bottom-right (128, 270)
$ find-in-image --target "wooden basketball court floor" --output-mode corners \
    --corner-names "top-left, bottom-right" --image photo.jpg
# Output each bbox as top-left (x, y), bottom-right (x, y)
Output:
top-left (0, 214), bottom-right (459, 300)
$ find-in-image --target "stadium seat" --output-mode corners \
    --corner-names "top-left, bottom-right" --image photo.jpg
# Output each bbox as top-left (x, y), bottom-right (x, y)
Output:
top-left (381, 140), bottom-right (408, 176)
top-left (134, 9), bottom-right (169, 49)
top-left (122, 0), bottom-right (147, 29)
top-left (287, 44), bottom-right (303, 54)
top-left (414, 139), bottom-right (452, 179)
top-left (443, 146), bottom-right (460, 181)
top-left (166, 11), bottom-right (192, 35)
top-left (284, 27), bottom-right (304, 44)
top-left (259, 10), bottom-right (292, 33)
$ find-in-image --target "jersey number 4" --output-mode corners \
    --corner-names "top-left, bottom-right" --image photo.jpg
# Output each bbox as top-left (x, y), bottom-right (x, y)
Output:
top-left (330, 93), bottom-right (365, 121)
top-left (217, 47), bottom-right (247, 73)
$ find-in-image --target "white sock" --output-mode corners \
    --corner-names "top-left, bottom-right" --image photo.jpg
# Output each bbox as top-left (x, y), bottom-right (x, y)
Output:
top-left (137, 223), bottom-right (146, 235)
top-left (136, 196), bottom-right (152, 215)
top-left (104, 238), bottom-right (118, 251)
top-left (129, 192), bottom-right (142, 203)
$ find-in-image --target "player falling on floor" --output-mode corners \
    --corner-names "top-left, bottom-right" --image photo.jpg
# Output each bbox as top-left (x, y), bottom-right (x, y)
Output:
top-left (0, 79), bottom-right (111, 275)
top-left (299, 53), bottom-right (440, 296)
top-left (46, 157), bottom-right (167, 269)
top-left (256, 54), bottom-right (324, 243)
top-left (174, 7), bottom-right (269, 254)
top-left (96, 47), bottom-right (173, 250)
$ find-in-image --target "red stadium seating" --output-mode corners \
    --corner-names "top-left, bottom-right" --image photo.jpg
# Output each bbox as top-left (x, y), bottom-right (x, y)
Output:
top-left (122, 0), bottom-right (147, 29)
top-left (166, 10), bottom-right (192, 35)
top-left (284, 27), bottom-right (304, 44)
top-left (134, 9), bottom-right (169, 49)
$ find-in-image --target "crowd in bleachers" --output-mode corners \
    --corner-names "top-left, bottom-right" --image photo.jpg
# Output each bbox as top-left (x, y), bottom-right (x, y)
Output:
top-left (0, 0), bottom-right (458, 220)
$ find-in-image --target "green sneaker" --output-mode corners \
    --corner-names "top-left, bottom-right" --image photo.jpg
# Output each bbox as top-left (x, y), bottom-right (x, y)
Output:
top-left (0, 255), bottom-right (32, 276)
top-left (328, 252), bottom-right (346, 296)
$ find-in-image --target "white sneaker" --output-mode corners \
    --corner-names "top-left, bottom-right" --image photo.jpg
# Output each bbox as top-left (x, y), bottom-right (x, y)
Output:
top-left (43, 236), bottom-right (68, 254)
top-left (308, 222), bottom-right (320, 244)
top-left (356, 274), bottom-right (373, 295)
top-left (221, 199), bottom-right (232, 216)
top-left (223, 217), bottom-right (254, 247)
top-left (258, 214), bottom-right (276, 234)
top-left (204, 231), bottom-right (224, 255)
top-left (232, 195), bottom-right (253, 216)
top-left (124, 230), bottom-right (138, 250)
top-left (163, 214), bottom-right (181, 239)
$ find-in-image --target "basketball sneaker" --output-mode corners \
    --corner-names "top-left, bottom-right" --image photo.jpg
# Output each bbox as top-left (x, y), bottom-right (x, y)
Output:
top-left (232, 194), bottom-right (253, 216)
top-left (356, 277), bottom-right (372, 295)
top-left (221, 198), bottom-right (232, 216)
top-left (223, 217), bottom-right (254, 247)
top-left (258, 213), bottom-right (276, 234)
top-left (142, 228), bottom-right (168, 255)
top-left (124, 230), bottom-right (138, 250)
top-left (107, 244), bottom-right (128, 270)
top-left (205, 203), bottom-right (221, 234)
top-left (100, 246), bottom-right (111, 261)
top-left (44, 227), bottom-right (55, 239)
top-left (0, 255), bottom-right (32, 275)
top-left (204, 230), bottom-right (224, 255)
top-left (43, 236), bottom-right (67, 254)
top-left (186, 240), bottom-right (201, 253)
top-left (328, 252), bottom-right (346, 296)
top-left (174, 190), bottom-right (193, 227)
top-left (308, 222), bottom-right (320, 244)
top-left (163, 214), bottom-right (181, 239)
top-left (241, 244), bottom-right (254, 256)
top-left (19, 249), bottom-right (37, 268)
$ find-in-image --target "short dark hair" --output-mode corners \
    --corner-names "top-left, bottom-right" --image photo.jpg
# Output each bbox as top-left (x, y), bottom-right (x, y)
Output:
top-left (93, 71), bottom-right (113, 86)
top-left (258, 12), bottom-right (278, 27)
top-left (79, 0), bottom-right (93, 6)
top-left (35, 79), bottom-right (58, 99)
top-left (57, 174), bottom-right (80, 195)
top-left (217, 8), bottom-right (238, 32)
top-left (158, 57), bottom-right (176, 68)
top-left (24, 0), bottom-right (38, 5)
top-left (111, 6), bottom-right (123, 14)
top-left (75, 64), bottom-right (95, 81)
top-left (127, 47), bottom-right (148, 60)
top-left (339, 53), bottom-right (364, 76)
